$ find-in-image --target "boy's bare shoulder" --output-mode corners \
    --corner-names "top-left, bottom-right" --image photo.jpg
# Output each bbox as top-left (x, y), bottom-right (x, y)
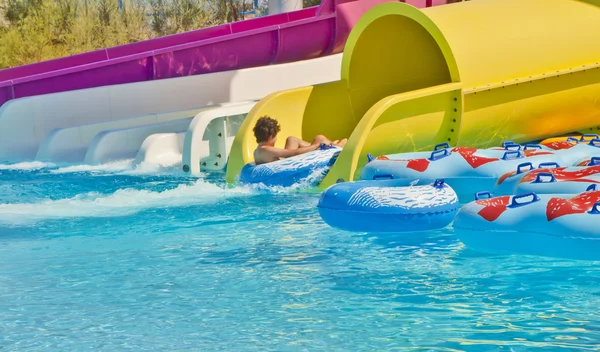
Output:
top-left (254, 145), bottom-right (279, 164)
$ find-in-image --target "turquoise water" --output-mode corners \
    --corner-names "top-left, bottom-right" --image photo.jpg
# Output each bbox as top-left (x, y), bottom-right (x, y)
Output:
top-left (1, 160), bottom-right (600, 351)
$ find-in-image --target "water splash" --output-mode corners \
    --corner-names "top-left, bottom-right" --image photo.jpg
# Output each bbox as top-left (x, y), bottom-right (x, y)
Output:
top-left (0, 161), bottom-right (55, 171)
top-left (51, 159), bottom-right (134, 174)
top-left (50, 158), bottom-right (186, 177)
top-left (243, 166), bottom-right (330, 193)
top-left (0, 180), bottom-right (252, 225)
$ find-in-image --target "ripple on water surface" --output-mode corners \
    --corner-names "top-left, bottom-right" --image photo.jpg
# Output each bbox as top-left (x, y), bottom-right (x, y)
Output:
top-left (0, 161), bottom-right (599, 351)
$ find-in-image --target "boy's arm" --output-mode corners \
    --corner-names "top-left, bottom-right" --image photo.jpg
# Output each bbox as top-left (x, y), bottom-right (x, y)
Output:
top-left (263, 144), bottom-right (320, 159)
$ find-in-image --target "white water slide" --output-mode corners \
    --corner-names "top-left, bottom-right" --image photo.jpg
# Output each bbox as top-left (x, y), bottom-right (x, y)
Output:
top-left (0, 54), bottom-right (341, 173)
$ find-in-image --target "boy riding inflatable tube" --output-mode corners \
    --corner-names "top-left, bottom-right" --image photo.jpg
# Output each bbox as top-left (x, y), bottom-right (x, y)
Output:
top-left (454, 190), bottom-right (600, 260)
top-left (238, 144), bottom-right (341, 187)
top-left (317, 178), bottom-right (458, 232)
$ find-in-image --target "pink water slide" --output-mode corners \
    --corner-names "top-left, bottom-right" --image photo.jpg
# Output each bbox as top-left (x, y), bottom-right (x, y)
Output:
top-left (0, 0), bottom-right (446, 107)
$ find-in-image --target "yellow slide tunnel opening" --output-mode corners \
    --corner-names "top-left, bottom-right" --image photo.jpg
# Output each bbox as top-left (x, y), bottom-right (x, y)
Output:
top-left (226, 2), bottom-right (460, 184)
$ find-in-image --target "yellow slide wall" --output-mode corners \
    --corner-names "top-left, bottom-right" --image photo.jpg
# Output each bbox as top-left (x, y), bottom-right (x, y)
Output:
top-left (227, 0), bottom-right (600, 188)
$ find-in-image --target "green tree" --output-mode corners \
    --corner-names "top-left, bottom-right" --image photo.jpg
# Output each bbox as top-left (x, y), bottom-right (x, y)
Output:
top-left (0, 0), bottom-right (256, 69)
top-left (303, 0), bottom-right (320, 8)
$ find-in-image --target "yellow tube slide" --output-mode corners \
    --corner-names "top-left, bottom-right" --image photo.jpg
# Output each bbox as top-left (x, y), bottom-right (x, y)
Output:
top-left (227, 0), bottom-right (600, 188)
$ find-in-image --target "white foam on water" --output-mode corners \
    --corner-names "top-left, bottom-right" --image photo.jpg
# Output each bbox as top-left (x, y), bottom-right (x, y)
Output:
top-left (293, 166), bottom-right (331, 190)
top-left (119, 160), bottom-right (182, 176)
top-left (51, 159), bottom-right (134, 174)
top-left (0, 161), bottom-right (55, 171)
top-left (0, 180), bottom-right (252, 225)
top-left (50, 159), bottom-right (184, 177)
top-left (245, 166), bottom-right (330, 193)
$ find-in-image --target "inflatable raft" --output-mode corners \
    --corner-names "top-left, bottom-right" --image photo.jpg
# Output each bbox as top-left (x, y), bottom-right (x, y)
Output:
top-left (539, 136), bottom-right (600, 165)
top-left (494, 163), bottom-right (600, 195)
top-left (454, 190), bottom-right (600, 260)
top-left (318, 178), bottom-right (458, 232)
top-left (239, 145), bottom-right (341, 187)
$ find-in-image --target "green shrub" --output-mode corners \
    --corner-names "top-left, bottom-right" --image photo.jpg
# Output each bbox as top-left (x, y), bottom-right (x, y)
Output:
top-left (0, 0), bottom-right (250, 69)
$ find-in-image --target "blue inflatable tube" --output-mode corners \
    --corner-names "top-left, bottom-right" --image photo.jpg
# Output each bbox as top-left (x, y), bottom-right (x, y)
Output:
top-left (360, 142), bottom-right (566, 200)
top-left (318, 179), bottom-right (458, 232)
top-left (454, 190), bottom-right (600, 260)
top-left (238, 146), bottom-right (341, 187)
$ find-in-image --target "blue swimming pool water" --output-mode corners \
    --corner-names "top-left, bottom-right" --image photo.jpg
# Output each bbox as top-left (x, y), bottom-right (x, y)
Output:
top-left (1, 160), bottom-right (600, 351)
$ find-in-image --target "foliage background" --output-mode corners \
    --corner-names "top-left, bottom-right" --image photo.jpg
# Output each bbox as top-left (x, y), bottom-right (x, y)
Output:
top-left (0, 0), bottom-right (274, 69)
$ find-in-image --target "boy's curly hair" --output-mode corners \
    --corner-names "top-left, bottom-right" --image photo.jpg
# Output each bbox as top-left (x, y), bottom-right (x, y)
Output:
top-left (253, 116), bottom-right (281, 143)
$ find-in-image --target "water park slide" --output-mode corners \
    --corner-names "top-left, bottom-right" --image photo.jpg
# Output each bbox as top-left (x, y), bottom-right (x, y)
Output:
top-left (0, 0), bottom-right (441, 108)
top-left (135, 132), bottom-right (189, 167)
top-left (36, 107), bottom-right (208, 163)
top-left (226, 0), bottom-right (600, 187)
top-left (181, 103), bottom-right (256, 174)
top-left (0, 0), bottom-right (448, 162)
top-left (88, 118), bottom-right (195, 165)
top-left (0, 54), bottom-right (341, 162)
top-left (88, 101), bottom-right (256, 168)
